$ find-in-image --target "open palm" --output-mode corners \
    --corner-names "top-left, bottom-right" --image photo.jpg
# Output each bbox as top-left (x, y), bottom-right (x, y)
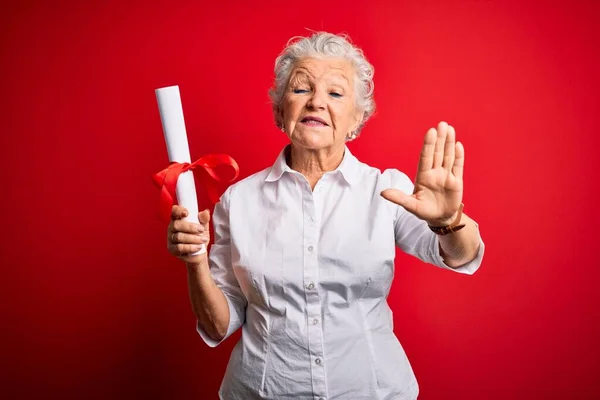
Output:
top-left (382, 121), bottom-right (464, 226)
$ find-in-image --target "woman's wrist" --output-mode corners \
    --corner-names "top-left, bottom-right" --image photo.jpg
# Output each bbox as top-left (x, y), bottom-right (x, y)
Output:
top-left (185, 258), bottom-right (209, 273)
top-left (427, 210), bottom-right (460, 227)
top-left (427, 203), bottom-right (466, 236)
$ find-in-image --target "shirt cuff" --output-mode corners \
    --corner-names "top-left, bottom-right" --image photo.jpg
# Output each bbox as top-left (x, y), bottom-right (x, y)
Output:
top-left (432, 232), bottom-right (486, 275)
top-left (196, 292), bottom-right (244, 348)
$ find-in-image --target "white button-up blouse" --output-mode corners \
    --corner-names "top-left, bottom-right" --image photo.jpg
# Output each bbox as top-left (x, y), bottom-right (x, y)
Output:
top-left (197, 145), bottom-right (485, 400)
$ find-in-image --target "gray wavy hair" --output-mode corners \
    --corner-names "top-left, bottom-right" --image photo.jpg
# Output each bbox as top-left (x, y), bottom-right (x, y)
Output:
top-left (269, 32), bottom-right (375, 138)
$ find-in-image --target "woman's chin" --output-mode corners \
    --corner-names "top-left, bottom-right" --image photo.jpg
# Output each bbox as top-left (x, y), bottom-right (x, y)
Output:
top-left (292, 130), bottom-right (338, 149)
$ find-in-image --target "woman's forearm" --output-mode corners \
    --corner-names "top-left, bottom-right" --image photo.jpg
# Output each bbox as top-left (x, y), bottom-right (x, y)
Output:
top-left (437, 213), bottom-right (481, 268)
top-left (186, 261), bottom-right (230, 342)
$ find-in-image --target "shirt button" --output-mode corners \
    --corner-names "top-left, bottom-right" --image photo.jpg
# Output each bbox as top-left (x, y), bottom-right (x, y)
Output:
top-left (312, 318), bottom-right (319, 325)
top-left (307, 282), bottom-right (315, 290)
top-left (307, 245), bottom-right (314, 252)
top-left (315, 357), bottom-right (322, 365)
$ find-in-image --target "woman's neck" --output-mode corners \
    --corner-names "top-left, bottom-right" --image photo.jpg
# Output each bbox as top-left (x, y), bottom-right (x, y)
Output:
top-left (286, 144), bottom-right (345, 190)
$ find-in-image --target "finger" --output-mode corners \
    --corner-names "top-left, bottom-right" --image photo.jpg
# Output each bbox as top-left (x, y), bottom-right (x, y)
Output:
top-left (174, 243), bottom-right (205, 255)
top-left (442, 124), bottom-right (456, 171)
top-left (452, 141), bottom-right (465, 180)
top-left (198, 209), bottom-right (211, 227)
top-left (171, 205), bottom-right (188, 221)
top-left (432, 121), bottom-right (448, 169)
top-left (173, 219), bottom-right (204, 234)
top-left (381, 189), bottom-right (419, 215)
top-left (418, 128), bottom-right (437, 172)
top-left (171, 232), bottom-right (209, 245)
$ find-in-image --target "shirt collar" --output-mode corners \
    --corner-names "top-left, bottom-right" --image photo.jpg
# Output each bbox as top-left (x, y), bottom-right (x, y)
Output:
top-left (265, 144), bottom-right (361, 186)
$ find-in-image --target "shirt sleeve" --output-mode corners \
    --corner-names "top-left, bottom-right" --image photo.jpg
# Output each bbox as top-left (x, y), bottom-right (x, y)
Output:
top-left (196, 185), bottom-right (247, 347)
top-left (390, 169), bottom-right (485, 275)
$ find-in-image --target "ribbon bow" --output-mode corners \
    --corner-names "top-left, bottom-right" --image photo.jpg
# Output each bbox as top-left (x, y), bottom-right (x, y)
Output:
top-left (153, 154), bottom-right (239, 222)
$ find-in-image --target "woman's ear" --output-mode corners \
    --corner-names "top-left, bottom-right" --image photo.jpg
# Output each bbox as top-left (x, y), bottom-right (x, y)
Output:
top-left (276, 105), bottom-right (285, 130)
top-left (350, 110), bottom-right (364, 133)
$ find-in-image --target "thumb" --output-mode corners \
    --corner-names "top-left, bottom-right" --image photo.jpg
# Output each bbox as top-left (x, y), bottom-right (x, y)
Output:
top-left (381, 189), bottom-right (419, 214)
top-left (198, 209), bottom-right (211, 226)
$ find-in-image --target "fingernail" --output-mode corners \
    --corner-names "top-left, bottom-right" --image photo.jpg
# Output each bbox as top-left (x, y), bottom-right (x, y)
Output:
top-left (197, 225), bottom-right (204, 232)
top-left (201, 236), bottom-right (209, 242)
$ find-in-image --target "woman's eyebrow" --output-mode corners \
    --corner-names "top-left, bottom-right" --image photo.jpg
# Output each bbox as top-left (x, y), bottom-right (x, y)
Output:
top-left (290, 70), bottom-right (311, 80)
top-left (291, 68), bottom-right (314, 79)
top-left (335, 73), bottom-right (350, 84)
top-left (289, 69), bottom-right (350, 87)
top-left (323, 70), bottom-right (351, 86)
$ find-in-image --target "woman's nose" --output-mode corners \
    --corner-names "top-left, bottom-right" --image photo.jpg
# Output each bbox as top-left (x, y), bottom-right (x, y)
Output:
top-left (307, 88), bottom-right (326, 110)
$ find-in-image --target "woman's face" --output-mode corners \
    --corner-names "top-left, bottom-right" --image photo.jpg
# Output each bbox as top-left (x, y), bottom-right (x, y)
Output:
top-left (281, 57), bottom-right (363, 151)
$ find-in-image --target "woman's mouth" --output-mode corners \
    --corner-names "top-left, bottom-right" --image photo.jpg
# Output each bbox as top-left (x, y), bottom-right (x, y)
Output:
top-left (301, 116), bottom-right (329, 127)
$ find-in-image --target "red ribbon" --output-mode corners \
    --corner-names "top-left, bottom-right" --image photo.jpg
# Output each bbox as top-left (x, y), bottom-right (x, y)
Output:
top-left (153, 154), bottom-right (239, 222)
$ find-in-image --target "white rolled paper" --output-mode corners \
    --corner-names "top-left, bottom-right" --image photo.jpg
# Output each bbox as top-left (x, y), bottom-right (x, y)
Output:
top-left (156, 85), bottom-right (205, 255)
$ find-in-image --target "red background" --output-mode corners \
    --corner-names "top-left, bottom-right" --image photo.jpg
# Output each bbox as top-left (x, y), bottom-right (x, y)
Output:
top-left (1, 0), bottom-right (599, 398)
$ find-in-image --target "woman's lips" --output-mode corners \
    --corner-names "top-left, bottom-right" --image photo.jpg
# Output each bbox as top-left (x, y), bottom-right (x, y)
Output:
top-left (301, 116), bottom-right (328, 126)
top-left (302, 120), bottom-right (328, 127)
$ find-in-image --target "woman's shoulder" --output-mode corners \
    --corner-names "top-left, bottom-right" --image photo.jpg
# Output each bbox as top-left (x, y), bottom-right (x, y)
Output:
top-left (357, 159), bottom-right (414, 195)
top-left (380, 168), bottom-right (413, 191)
top-left (220, 166), bottom-right (272, 201)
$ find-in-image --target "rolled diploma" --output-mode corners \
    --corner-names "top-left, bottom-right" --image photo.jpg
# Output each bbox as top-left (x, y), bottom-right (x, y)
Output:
top-left (156, 85), bottom-right (205, 255)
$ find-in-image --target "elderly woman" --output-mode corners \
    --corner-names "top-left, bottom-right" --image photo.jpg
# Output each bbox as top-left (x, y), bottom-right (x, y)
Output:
top-left (167, 32), bottom-right (484, 400)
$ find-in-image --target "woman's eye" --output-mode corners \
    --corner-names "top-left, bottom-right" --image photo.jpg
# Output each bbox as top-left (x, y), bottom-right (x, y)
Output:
top-left (293, 89), bottom-right (309, 94)
top-left (329, 92), bottom-right (343, 98)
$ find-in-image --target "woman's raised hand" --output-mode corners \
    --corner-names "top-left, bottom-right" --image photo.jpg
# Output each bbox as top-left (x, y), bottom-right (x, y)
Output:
top-left (167, 205), bottom-right (211, 265)
top-left (381, 121), bottom-right (464, 226)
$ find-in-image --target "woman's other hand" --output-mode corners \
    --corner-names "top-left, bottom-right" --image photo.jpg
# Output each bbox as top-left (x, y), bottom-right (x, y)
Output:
top-left (381, 121), bottom-right (464, 226)
top-left (167, 205), bottom-right (211, 266)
